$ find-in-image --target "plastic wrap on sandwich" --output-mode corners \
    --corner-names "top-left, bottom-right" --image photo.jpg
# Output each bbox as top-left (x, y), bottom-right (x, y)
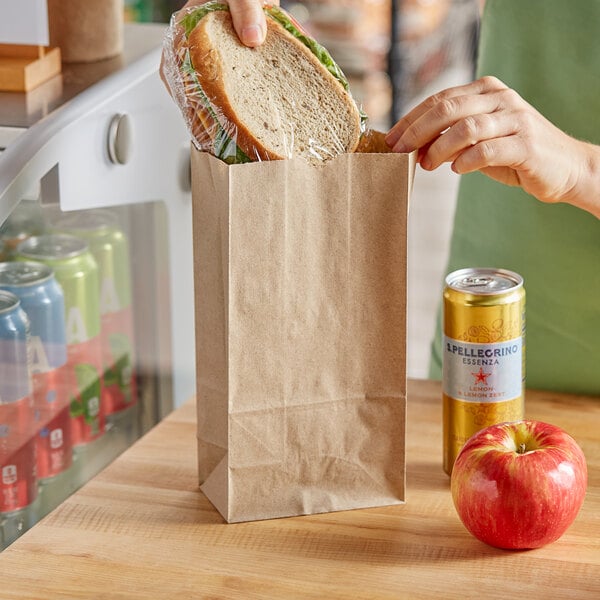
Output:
top-left (161, 1), bottom-right (369, 163)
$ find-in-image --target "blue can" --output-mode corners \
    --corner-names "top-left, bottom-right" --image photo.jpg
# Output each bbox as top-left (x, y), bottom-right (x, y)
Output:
top-left (0, 262), bottom-right (72, 480)
top-left (0, 290), bottom-right (31, 404)
top-left (0, 290), bottom-right (36, 513)
top-left (0, 262), bottom-right (67, 374)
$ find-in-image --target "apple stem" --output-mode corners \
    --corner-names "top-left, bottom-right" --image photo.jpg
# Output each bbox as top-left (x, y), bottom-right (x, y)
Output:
top-left (518, 442), bottom-right (527, 454)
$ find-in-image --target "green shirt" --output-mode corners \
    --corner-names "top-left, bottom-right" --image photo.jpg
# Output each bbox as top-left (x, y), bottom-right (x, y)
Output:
top-left (429, 0), bottom-right (600, 395)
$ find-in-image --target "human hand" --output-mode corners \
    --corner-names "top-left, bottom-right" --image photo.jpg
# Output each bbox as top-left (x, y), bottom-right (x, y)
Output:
top-left (178, 0), bottom-right (280, 47)
top-left (386, 76), bottom-right (600, 217)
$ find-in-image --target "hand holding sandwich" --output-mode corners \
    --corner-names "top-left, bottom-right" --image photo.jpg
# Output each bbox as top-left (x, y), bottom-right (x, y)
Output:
top-left (160, 1), bottom-right (278, 110)
top-left (162, 1), bottom-right (362, 163)
top-left (386, 76), bottom-right (600, 218)
top-left (179, 0), bottom-right (279, 46)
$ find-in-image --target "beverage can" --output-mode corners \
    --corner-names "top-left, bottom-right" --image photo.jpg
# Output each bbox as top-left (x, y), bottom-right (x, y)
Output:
top-left (0, 262), bottom-right (73, 480)
top-left (0, 291), bottom-right (37, 513)
top-left (0, 291), bottom-right (31, 404)
top-left (442, 267), bottom-right (526, 475)
top-left (16, 235), bottom-right (105, 447)
top-left (0, 427), bottom-right (37, 515)
top-left (0, 199), bottom-right (45, 259)
top-left (48, 209), bottom-right (137, 416)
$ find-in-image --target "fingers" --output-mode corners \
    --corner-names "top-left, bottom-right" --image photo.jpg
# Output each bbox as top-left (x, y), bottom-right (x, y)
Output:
top-left (179, 0), bottom-right (280, 47)
top-left (419, 109), bottom-right (521, 170)
top-left (386, 76), bottom-right (509, 150)
top-left (228, 0), bottom-right (273, 47)
top-left (407, 93), bottom-right (506, 159)
top-left (451, 135), bottom-right (526, 179)
top-left (383, 75), bottom-right (598, 211)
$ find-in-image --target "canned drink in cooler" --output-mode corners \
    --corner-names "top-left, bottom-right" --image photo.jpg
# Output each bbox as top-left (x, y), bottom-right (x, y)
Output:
top-left (49, 209), bottom-right (137, 417)
top-left (16, 235), bottom-right (105, 447)
top-left (0, 262), bottom-right (72, 480)
top-left (0, 199), bottom-right (45, 259)
top-left (0, 291), bottom-right (37, 515)
top-left (442, 268), bottom-right (526, 475)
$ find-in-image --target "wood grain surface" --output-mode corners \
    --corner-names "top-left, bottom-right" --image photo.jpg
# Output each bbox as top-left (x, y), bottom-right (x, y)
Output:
top-left (0, 379), bottom-right (598, 599)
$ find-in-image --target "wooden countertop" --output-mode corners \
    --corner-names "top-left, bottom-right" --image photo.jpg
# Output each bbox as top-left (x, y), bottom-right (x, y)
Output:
top-left (1, 379), bottom-right (598, 599)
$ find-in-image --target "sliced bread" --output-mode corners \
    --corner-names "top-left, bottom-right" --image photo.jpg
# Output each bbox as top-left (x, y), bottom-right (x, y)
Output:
top-left (187, 9), bottom-right (362, 162)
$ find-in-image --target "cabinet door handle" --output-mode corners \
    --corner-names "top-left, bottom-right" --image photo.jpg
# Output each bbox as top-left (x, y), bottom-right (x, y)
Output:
top-left (107, 113), bottom-right (133, 165)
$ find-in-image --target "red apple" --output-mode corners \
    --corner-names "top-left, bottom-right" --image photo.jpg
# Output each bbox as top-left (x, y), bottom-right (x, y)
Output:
top-left (451, 420), bottom-right (587, 550)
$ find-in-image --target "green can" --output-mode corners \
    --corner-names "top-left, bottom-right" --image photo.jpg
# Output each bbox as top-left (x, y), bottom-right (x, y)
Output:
top-left (15, 234), bottom-right (105, 446)
top-left (47, 209), bottom-right (137, 417)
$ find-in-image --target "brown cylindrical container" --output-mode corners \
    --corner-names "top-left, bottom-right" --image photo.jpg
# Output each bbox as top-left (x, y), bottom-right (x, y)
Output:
top-left (47, 0), bottom-right (124, 63)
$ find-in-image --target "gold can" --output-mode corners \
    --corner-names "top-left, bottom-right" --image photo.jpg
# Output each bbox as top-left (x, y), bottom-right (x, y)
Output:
top-left (443, 268), bottom-right (525, 475)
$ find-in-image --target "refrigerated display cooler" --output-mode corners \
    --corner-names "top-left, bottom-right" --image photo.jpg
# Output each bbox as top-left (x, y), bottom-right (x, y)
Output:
top-left (0, 23), bottom-right (195, 548)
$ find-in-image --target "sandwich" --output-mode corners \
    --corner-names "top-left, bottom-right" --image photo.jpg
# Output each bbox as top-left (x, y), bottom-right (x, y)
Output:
top-left (166, 1), bottom-right (365, 163)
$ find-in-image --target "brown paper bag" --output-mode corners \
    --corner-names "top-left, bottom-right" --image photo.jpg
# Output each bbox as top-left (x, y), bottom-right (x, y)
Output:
top-left (192, 148), bottom-right (415, 523)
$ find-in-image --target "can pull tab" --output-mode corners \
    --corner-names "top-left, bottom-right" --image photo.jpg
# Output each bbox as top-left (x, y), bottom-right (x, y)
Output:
top-left (463, 276), bottom-right (494, 288)
top-left (447, 268), bottom-right (523, 294)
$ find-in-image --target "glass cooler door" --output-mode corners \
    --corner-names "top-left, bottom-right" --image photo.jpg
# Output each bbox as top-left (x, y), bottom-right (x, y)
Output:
top-left (0, 23), bottom-right (195, 549)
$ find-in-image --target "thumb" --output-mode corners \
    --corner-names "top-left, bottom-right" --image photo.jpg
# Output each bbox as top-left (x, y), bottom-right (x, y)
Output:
top-left (228, 0), bottom-right (278, 47)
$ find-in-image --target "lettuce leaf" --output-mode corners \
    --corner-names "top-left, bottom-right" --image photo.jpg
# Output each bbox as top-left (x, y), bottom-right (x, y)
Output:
top-left (179, 2), bottom-right (229, 39)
